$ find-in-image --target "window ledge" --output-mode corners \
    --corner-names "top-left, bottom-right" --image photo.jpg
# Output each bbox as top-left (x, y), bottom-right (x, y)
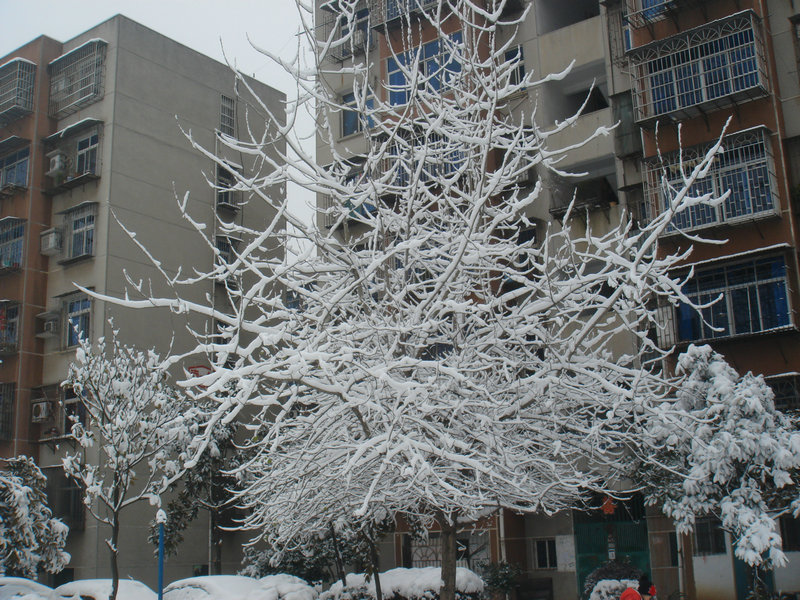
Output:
top-left (677, 324), bottom-right (797, 346)
top-left (57, 253), bottom-right (94, 266)
top-left (44, 172), bottom-right (100, 196)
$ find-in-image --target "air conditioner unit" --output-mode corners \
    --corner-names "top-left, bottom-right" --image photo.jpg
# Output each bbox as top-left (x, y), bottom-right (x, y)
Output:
top-left (353, 29), bottom-right (367, 50)
top-left (40, 228), bottom-right (62, 256)
top-left (42, 318), bottom-right (59, 337)
top-left (45, 150), bottom-right (66, 177)
top-left (31, 400), bottom-right (51, 423)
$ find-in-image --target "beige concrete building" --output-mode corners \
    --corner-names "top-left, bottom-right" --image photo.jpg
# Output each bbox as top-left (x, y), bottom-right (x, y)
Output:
top-left (0, 14), bottom-right (284, 586)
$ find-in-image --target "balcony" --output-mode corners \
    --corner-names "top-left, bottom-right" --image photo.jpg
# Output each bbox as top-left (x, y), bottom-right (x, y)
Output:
top-left (48, 39), bottom-right (107, 118)
top-left (544, 107), bottom-right (615, 169)
top-left (42, 119), bottom-right (103, 195)
top-left (0, 302), bottom-right (19, 357)
top-left (0, 58), bottom-right (35, 125)
top-left (368, 0), bottom-right (439, 30)
top-left (318, 5), bottom-right (377, 62)
top-left (628, 11), bottom-right (768, 124)
top-left (549, 175), bottom-right (618, 218)
top-left (0, 217), bottom-right (24, 274)
top-left (539, 15), bottom-right (605, 76)
top-left (641, 126), bottom-right (779, 234)
top-left (624, 0), bottom-right (706, 30)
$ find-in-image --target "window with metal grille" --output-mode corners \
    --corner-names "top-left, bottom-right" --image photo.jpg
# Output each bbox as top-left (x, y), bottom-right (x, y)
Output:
top-left (629, 12), bottom-right (766, 121)
top-left (220, 95), bottom-right (235, 136)
top-left (643, 128), bottom-right (777, 233)
top-left (64, 203), bottom-right (96, 260)
top-left (48, 40), bottom-right (107, 118)
top-left (61, 386), bottom-right (86, 432)
top-left (0, 382), bottom-right (14, 440)
top-left (63, 293), bottom-right (90, 348)
top-left (695, 517), bottom-right (726, 555)
top-left (0, 58), bottom-right (35, 123)
top-left (530, 538), bottom-right (557, 569)
top-left (676, 255), bottom-right (791, 342)
top-left (0, 218), bottom-right (24, 271)
top-left (0, 147), bottom-right (29, 188)
top-left (44, 466), bottom-right (85, 531)
top-left (0, 303), bottom-right (19, 351)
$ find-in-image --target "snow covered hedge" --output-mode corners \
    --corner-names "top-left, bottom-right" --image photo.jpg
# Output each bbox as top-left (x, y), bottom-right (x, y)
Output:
top-left (320, 568), bottom-right (483, 600)
top-left (588, 579), bottom-right (639, 600)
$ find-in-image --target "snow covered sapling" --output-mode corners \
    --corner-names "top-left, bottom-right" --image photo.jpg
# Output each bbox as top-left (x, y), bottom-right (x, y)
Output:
top-left (92, 0), bottom-right (757, 598)
top-left (62, 326), bottom-right (202, 600)
top-left (638, 344), bottom-right (800, 568)
top-left (0, 455), bottom-right (69, 577)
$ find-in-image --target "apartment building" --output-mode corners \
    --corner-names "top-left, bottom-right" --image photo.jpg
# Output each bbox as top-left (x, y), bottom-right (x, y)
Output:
top-left (314, 0), bottom-right (800, 599)
top-left (0, 15), bottom-right (285, 586)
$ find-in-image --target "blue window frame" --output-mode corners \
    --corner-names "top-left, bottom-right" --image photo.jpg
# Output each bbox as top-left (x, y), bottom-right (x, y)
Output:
top-left (0, 147), bottom-right (29, 188)
top-left (677, 256), bottom-right (790, 342)
top-left (505, 46), bottom-right (525, 87)
top-left (387, 31), bottom-right (463, 105)
top-left (341, 92), bottom-right (374, 137)
top-left (641, 0), bottom-right (670, 19)
top-left (65, 294), bottom-right (91, 347)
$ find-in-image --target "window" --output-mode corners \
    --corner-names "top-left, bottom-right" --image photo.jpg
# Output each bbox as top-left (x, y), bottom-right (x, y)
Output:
top-left (769, 374), bottom-right (800, 413)
top-left (676, 256), bottom-right (790, 342)
top-left (695, 517), bottom-right (726, 555)
top-left (630, 13), bottom-right (764, 121)
top-left (0, 302), bottom-right (19, 351)
top-left (61, 386), bottom-right (86, 432)
top-left (216, 166), bottom-right (239, 209)
top-left (0, 59), bottom-right (35, 121)
top-left (220, 95), bottom-right (235, 136)
top-left (641, 0), bottom-right (671, 20)
top-left (341, 92), bottom-right (374, 137)
top-left (0, 147), bottom-right (29, 188)
top-left (645, 128), bottom-right (777, 233)
top-left (63, 293), bottom-right (91, 348)
top-left (387, 31), bottom-right (463, 105)
top-left (0, 218), bottom-right (24, 271)
top-left (505, 45), bottom-right (525, 87)
top-left (0, 382), bottom-right (13, 440)
top-left (780, 516), bottom-right (800, 551)
top-left (44, 467), bottom-right (84, 531)
top-left (75, 133), bottom-right (98, 176)
top-left (531, 538), bottom-right (557, 569)
top-left (64, 203), bottom-right (96, 260)
top-left (49, 40), bottom-right (107, 117)
top-left (216, 236), bottom-right (237, 265)
top-left (339, 8), bottom-right (370, 57)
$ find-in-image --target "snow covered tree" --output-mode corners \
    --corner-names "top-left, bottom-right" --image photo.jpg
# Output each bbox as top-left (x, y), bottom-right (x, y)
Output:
top-left (62, 326), bottom-right (202, 600)
top-left (638, 344), bottom-right (800, 569)
top-left (0, 455), bottom-right (69, 577)
top-left (90, 0), bottom-right (797, 597)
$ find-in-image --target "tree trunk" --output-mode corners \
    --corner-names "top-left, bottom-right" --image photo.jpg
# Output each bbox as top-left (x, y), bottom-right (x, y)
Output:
top-left (211, 511), bottom-right (222, 575)
top-left (330, 523), bottom-right (348, 588)
top-left (440, 518), bottom-right (458, 600)
top-left (367, 535), bottom-right (383, 600)
top-left (109, 510), bottom-right (121, 600)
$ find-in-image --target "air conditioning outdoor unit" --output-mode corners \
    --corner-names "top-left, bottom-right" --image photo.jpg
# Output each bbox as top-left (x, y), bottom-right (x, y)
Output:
top-left (42, 318), bottom-right (59, 337)
top-left (31, 400), bottom-right (51, 423)
top-left (353, 28), bottom-right (367, 50)
top-left (40, 228), bottom-right (62, 256)
top-left (46, 150), bottom-right (66, 177)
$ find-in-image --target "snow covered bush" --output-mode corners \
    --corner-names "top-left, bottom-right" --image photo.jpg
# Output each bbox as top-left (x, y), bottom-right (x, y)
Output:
top-left (0, 455), bottom-right (69, 577)
top-left (639, 344), bottom-right (800, 567)
top-left (62, 325), bottom-right (203, 600)
top-left (582, 559), bottom-right (642, 600)
top-left (587, 579), bottom-right (639, 600)
top-left (319, 568), bottom-right (483, 600)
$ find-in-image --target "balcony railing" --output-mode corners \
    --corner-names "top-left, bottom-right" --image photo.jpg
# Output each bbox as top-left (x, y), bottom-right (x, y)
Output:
top-left (628, 11), bottom-right (768, 124)
top-left (549, 176), bottom-right (619, 218)
top-left (0, 217), bottom-right (24, 274)
top-left (48, 39), bottom-right (107, 118)
top-left (367, 0), bottom-right (439, 29)
top-left (317, 5), bottom-right (377, 62)
top-left (641, 127), bottom-right (778, 234)
top-left (624, 0), bottom-right (701, 29)
top-left (0, 58), bottom-right (35, 125)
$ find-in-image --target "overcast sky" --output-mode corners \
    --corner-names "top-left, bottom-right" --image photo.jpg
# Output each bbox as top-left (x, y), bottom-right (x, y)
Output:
top-left (0, 0), bottom-right (317, 224)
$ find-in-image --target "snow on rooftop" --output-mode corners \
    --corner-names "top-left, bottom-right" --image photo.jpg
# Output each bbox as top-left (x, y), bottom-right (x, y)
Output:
top-left (321, 568), bottom-right (484, 600)
top-left (49, 38), bottom-right (108, 66)
top-left (0, 56), bottom-right (36, 70)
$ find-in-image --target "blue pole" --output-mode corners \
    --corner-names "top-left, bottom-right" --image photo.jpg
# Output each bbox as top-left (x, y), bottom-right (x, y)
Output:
top-left (157, 509), bottom-right (166, 600)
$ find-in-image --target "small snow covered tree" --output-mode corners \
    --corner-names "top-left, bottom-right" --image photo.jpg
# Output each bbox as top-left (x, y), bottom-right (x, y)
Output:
top-left (638, 344), bottom-right (800, 569)
top-left (0, 455), bottom-right (69, 577)
top-left (90, 0), bottom-right (796, 598)
top-left (62, 326), bottom-right (201, 600)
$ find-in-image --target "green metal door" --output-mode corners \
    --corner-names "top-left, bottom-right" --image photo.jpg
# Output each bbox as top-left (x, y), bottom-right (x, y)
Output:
top-left (574, 501), bottom-right (651, 598)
